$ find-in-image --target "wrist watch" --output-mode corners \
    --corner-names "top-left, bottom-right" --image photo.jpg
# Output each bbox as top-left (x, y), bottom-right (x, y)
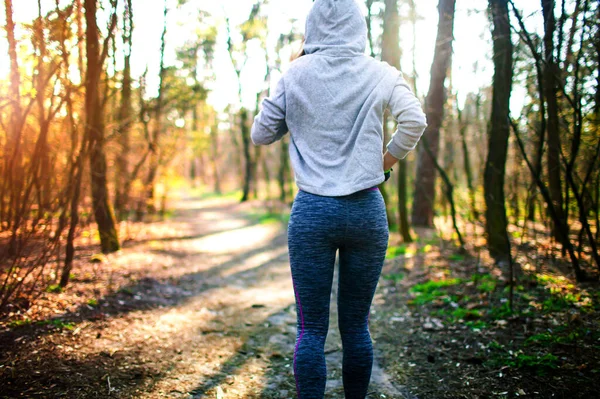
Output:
top-left (384, 168), bottom-right (393, 182)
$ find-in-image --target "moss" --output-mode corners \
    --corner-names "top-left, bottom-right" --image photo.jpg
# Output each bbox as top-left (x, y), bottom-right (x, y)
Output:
top-left (410, 279), bottom-right (462, 294)
top-left (45, 284), bottom-right (63, 294)
top-left (383, 273), bottom-right (405, 283)
top-left (386, 245), bottom-right (408, 259)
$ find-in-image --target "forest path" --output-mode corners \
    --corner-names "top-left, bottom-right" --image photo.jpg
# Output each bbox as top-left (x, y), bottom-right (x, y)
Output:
top-left (1, 195), bottom-right (414, 399)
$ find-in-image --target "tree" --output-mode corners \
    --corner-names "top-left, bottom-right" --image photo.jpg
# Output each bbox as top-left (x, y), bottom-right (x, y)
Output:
top-left (225, 2), bottom-right (267, 202)
top-left (2, 0), bottom-right (24, 245)
top-left (457, 94), bottom-right (479, 222)
top-left (412, 0), bottom-right (456, 227)
top-left (176, 12), bottom-right (219, 194)
top-left (141, 0), bottom-right (168, 215)
top-left (84, 0), bottom-right (120, 253)
top-left (115, 0), bottom-right (134, 220)
top-left (484, 0), bottom-right (513, 263)
top-left (541, 0), bottom-right (567, 244)
top-left (381, 0), bottom-right (412, 242)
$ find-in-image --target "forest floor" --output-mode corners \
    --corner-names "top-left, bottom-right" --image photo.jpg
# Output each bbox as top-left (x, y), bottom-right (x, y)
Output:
top-left (1, 193), bottom-right (599, 399)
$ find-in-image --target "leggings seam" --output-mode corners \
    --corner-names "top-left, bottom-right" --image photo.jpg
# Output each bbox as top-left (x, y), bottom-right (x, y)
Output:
top-left (292, 278), bottom-right (305, 399)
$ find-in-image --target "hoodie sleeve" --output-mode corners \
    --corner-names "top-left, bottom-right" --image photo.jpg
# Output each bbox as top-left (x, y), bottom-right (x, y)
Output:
top-left (251, 77), bottom-right (288, 146)
top-left (386, 74), bottom-right (428, 160)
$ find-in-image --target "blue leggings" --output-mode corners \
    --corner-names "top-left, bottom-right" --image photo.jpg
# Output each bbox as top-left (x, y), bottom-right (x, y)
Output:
top-left (288, 188), bottom-right (389, 399)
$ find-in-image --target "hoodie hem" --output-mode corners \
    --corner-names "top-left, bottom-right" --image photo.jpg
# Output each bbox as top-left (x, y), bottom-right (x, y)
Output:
top-left (296, 176), bottom-right (385, 197)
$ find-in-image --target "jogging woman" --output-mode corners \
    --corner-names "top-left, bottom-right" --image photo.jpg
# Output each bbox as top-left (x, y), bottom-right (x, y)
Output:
top-left (251, 0), bottom-right (427, 397)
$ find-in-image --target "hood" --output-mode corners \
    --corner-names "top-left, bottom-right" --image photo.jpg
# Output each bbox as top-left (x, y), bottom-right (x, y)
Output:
top-left (304, 0), bottom-right (367, 57)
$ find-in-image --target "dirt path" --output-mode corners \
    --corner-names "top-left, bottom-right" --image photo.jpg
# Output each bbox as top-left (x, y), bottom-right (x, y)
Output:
top-left (1, 196), bottom-right (415, 399)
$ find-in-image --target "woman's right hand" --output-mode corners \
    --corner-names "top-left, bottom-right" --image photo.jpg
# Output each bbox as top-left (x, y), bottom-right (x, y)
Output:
top-left (383, 151), bottom-right (399, 172)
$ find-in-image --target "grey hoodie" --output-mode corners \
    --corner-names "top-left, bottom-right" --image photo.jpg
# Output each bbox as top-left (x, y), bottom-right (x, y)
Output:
top-left (251, 0), bottom-right (427, 197)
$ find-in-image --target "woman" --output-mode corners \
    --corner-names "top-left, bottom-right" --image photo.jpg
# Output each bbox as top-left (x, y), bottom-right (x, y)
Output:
top-left (251, 0), bottom-right (427, 397)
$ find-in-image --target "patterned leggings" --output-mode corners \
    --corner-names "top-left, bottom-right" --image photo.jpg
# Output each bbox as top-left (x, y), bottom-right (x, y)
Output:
top-left (287, 188), bottom-right (389, 399)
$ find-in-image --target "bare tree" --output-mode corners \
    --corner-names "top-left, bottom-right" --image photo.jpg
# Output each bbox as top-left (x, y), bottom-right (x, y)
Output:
top-left (2, 0), bottom-right (24, 242)
top-left (541, 0), bottom-right (567, 245)
top-left (85, 0), bottom-right (120, 253)
top-left (141, 0), bottom-right (169, 215)
top-left (115, 0), bottom-right (134, 220)
top-left (381, 0), bottom-right (412, 242)
top-left (484, 0), bottom-right (513, 263)
top-left (225, 2), bottom-right (266, 202)
top-left (412, 0), bottom-right (456, 227)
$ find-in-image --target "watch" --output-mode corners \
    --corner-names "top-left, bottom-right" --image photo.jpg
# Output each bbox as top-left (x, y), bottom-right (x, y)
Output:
top-left (384, 168), bottom-right (393, 182)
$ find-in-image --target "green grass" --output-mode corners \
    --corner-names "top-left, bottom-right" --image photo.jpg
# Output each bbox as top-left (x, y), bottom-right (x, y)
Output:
top-left (512, 352), bottom-right (560, 371)
top-left (407, 279), bottom-right (462, 305)
top-left (9, 318), bottom-right (76, 331)
top-left (408, 290), bottom-right (446, 305)
top-left (487, 347), bottom-right (560, 375)
top-left (193, 189), bottom-right (242, 201)
top-left (45, 284), bottom-right (63, 294)
top-left (448, 253), bottom-right (465, 261)
top-left (248, 211), bottom-right (290, 225)
top-left (477, 280), bottom-right (497, 293)
top-left (258, 213), bottom-right (290, 225)
top-left (541, 296), bottom-right (572, 312)
top-left (420, 244), bottom-right (433, 253)
top-left (465, 320), bottom-right (489, 330)
top-left (510, 230), bottom-right (523, 239)
top-left (87, 298), bottom-right (99, 307)
top-left (37, 319), bottom-right (76, 330)
top-left (383, 273), bottom-right (405, 283)
top-left (451, 307), bottom-right (483, 321)
top-left (410, 279), bottom-right (463, 294)
top-left (386, 245), bottom-right (408, 259)
top-left (8, 319), bottom-right (32, 328)
top-left (523, 331), bottom-right (584, 347)
top-left (488, 302), bottom-right (514, 320)
top-left (488, 340), bottom-right (504, 350)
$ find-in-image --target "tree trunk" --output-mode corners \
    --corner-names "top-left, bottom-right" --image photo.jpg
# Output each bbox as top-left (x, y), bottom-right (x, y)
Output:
top-left (594, 24), bottom-right (600, 242)
top-left (75, 0), bottom-right (85, 82)
top-left (484, 0), bottom-right (513, 263)
top-left (458, 105), bottom-right (479, 221)
top-left (397, 163), bottom-right (412, 242)
top-left (143, 0), bottom-right (168, 215)
top-left (240, 108), bottom-right (253, 202)
top-left (211, 126), bottom-right (222, 194)
top-left (366, 0), bottom-right (376, 57)
top-left (263, 153), bottom-right (271, 198)
top-left (60, 137), bottom-right (89, 287)
top-left (380, 0), bottom-right (396, 230)
top-left (382, 0), bottom-right (412, 242)
top-left (253, 145), bottom-right (261, 199)
top-left (542, 0), bottom-right (567, 244)
top-left (191, 107), bottom-right (199, 187)
top-left (84, 0), bottom-right (120, 254)
top-left (408, 0), bottom-right (419, 95)
top-left (34, 2), bottom-right (51, 217)
top-left (279, 139), bottom-right (290, 203)
top-left (3, 0), bottom-right (24, 241)
top-left (115, 0), bottom-right (133, 220)
top-left (411, 0), bottom-right (456, 227)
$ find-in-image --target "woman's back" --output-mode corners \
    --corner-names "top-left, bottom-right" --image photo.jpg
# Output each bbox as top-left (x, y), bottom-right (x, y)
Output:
top-left (284, 53), bottom-right (398, 196)
top-left (252, 0), bottom-right (426, 196)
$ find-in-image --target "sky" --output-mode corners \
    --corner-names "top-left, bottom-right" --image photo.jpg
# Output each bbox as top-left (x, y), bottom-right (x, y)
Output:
top-left (0, 0), bottom-right (544, 114)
